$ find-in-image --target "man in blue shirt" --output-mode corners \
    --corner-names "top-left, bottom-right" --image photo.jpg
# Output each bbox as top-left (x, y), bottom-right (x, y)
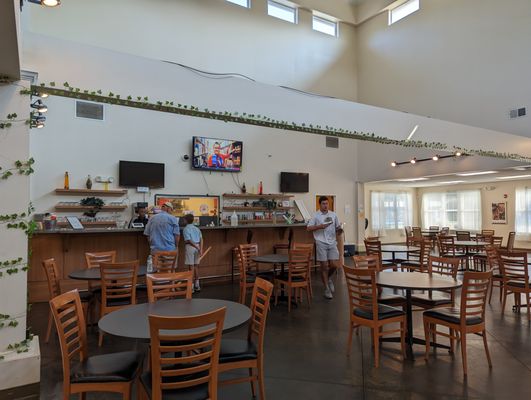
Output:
top-left (144, 202), bottom-right (180, 253)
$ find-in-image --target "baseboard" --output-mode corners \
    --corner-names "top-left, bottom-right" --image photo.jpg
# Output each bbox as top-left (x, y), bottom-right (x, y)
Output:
top-left (0, 383), bottom-right (39, 400)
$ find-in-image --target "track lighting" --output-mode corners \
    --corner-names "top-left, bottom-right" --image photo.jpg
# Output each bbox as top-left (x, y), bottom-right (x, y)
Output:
top-left (390, 153), bottom-right (468, 167)
top-left (410, 158), bottom-right (416, 164)
top-left (27, 0), bottom-right (61, 7)
top-left (455, 151), bottom-right (462, 157)
top-left (432, 155), bottom-right (439, 161)
top-left (31, 100), bottom-right (48, 113)
top-left (32, 90), bottom-right (49, 98)
top-left (391, 161), bottom-right (397, 167)
top-left (30, 112), bottom-right (46, 129)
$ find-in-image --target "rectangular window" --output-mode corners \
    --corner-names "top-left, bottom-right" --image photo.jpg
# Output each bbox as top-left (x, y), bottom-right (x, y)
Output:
top-left (226, 0), bottom-right (250, 8)
top-left (389, 0), bottom-right (420, 25)
top-left (515, 188), bottom-right (531, 234)
top-left (312, 15), bottom-right (338, 37)
top-left (371, 191), bottom-right (413, 231)
top-left (267, 1), bottom-right (297, 24)
top-left (421, 190), bottom-right (481, 230)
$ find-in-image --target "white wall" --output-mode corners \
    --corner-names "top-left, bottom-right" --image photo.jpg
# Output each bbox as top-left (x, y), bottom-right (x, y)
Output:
top-left (357, 0), bottom-right (531, 138)
top-left (24, 0), bottom-right (358, 102)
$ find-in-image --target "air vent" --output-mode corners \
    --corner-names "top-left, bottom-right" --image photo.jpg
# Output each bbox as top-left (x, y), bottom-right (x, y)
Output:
top-left (325, 136), bottom-right (339, 148)
top-left (509, 107), bottom-right (526, 119)
top-left (76, 101), bottom-right (104, 120)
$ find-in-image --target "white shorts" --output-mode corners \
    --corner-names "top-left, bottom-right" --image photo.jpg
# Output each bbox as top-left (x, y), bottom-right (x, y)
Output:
top-left (316, 242), bottom-right (339, 262)
top-left (185, 245), bottom-right (200, 265)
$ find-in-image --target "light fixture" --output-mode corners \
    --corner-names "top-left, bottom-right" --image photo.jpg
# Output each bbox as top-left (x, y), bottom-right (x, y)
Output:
top-left (32, 89), bottom-right (49, 98)
top-left (391, 161), bottom-right (397, 167)
top-left (455, 151), bottom-right (462, 157)
top-left (496, 175), bottom-right (531, 180)
top-left (406, 124), bottom-right (419, 141)
top-left (30, 112), bottom-right (46, 129)
top-left (432, 155), bottom-right (439, 161)
top-left (439, 180), bottom-right (466, 184)
top-left (27, 0), bottom-right (61, 7)
top-left (410, 158), bottom-right (417, 164)
top-left (390, 153), bottom-right (468, 167)
top-left (31, 100), bottom-right (48, 113)
top-left (397, 177), bottom-right (429, 182)
top-left (456, 171), bottom-right (498, 176)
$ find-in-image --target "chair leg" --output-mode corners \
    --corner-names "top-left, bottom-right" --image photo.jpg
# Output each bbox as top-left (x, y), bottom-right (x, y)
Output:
top-left (449, 328), bottom-right (455, 354)
top-left (423, 319), bottom-right (430, 360)
top-left (400, 320), bottom-right (406, 360)
top-left (98, 331), bottom-right (104, 347)
top-left (79, 393), bottom-right (86, 400)
top-left (249, 367), bottom-right (256, 398)
top-left (258, 358), bottom-right (266, 400)
top-left (288, 287), bottom-right (292, 313)
top-left (499, 283), bottom-right (503, 302)
top-left (45, 311), bottom-right (53, 343)
top-left (306, 286), bottom-right (311, 308)
top-left (526, 293), bottom-right (531, 321)
top-left (460, 332), bottom-right (468, 377)
top-left (123, 382), bottom-right (131, 400)
top-left (372, 327), bottom-right (380, 368)
top-left (482, 330), bottom-right (492, 368)
top-left (488, 279), bottom-right (493, 304)
top-left (346, 323), bottom-right (354, 355)
top-left (274, 283), bottom-right (279, 307)
top-left (501, 288), bottom-right (507, 315)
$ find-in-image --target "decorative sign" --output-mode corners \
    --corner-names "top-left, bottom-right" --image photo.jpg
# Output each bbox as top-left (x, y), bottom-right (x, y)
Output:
top-left (491, 202), bottom-right (507, 224)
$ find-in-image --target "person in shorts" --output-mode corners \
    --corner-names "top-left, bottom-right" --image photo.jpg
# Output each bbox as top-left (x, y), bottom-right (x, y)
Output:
top-left (307, 196), bottom-right (342, 299)
top-left (183, 214), bottom-right (203, 292)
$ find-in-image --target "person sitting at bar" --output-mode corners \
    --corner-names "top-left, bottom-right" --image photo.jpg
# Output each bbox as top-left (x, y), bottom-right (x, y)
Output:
top-left (130, 206), bottom-right (149, 228)
top-left (183, 213), bottom-right (203, 292)
top-left (144, 201), bottom-right (180, 253)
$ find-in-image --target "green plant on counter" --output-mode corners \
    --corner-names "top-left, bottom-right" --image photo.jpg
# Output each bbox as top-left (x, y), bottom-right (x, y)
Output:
top-left (0, 158), bottom-right (35, 180)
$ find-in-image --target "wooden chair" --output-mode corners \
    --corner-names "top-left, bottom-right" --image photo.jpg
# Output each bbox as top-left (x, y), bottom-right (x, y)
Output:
top-left (404, 226), bottom-right (412, 237)
top-left (146, 271), bottom-right (193, 303)
top-left (485, 245), bottom-right (503, 303)
top-left (42, 258), bottom-right (91, 343)
top-left (412, 227), bottom-right (422, 238)
top-left (219, 278), bottom-right (273, 400)
top-left (437, 235), bottom-right (467, 269)
top-left (273, 228), bottom-right (294, 254)
top-left (152, 250), bottom-right (178, 272)
top-left (292, 242), bottom-right (315, 298)
top-left (274, 248), bottom-right (312, 312)
top-left (456, 231), bottom-right (471, 241)
top-left (423, 270), bottom-right (492, 376)
top-left (50, 290), bottom-right (142, 399)
top-left (343, 266), bottom-right (406, 367)
top-left (401, 238), bottom-right (431, 272)
top-left (139, 307), bottom-right (226, 400)
top-left (98, 261), bottom-right (139, 346)
top-left (440, 227), bottom-right (450, 236)
top-left (411, 256), bottom-right (459, 309)
top-left (85, 250), bottom-right (116, 322)
top-left (491, 236), bottom-right (503, 248)
top-left (501, 231), bottom-right (516, 251)
top-left (364, 239), bottom-right (397, 270)
top-left (237, 243), bottom-right (260, 305)
top-left (499, 251), bottom-right (531, 320)
top-left (428, 225), bottom-right (439, 231)
top-left (481, 229), bottom-right (495, 236)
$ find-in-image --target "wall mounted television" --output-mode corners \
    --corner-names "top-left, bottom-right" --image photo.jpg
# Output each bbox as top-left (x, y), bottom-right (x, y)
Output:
top-left (280, 172), bottom-right (309, 193)
top-left (192, 136), bottom-right (243, 172)
top-left (119, 160), bottom-right (165, 188)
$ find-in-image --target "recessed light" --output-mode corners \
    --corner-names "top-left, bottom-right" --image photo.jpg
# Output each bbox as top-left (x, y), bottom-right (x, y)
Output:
top-left (456, 171), bottom-right (498, 176)
top-left (496, 175), bottom-right (531, 180)
top-left (439, 180), bottom-right (466, 184)
top-left (397, 177), bottom-right (429, 182)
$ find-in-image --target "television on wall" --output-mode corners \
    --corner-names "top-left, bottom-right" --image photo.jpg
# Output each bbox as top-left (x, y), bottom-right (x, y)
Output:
top-left (192, 136), bottom-right (243, 172)
top-left (280, 172), bottom-right (309, 193)
top-left (119, 160), bottom-right (165, 188)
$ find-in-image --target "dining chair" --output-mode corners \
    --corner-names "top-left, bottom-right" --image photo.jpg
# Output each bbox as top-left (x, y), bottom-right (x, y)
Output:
top-left (237, 243), bottom-right (260, 305)
top-left (485, 245), bottom-right (503, 303)
top-left (412, 227), bottom-right (422, 238)
top-left (491, 236), bottom-right (503, 248)
top-left (456, 231), bottom-right (471, 241)
top-left (98, 261), bottom-right (139, 346)
top-left (440, 227), bottom-right (450, 236)
top-left (411, 256), bottom-right (459, 309)
top-left (428, 225), bottom-right (439, 231)
top-left (42, 258), bottom-right (91, 343)
top-left (364, 239), bottom-right (398, 270)
top-left (146, 271), bottom-right (193, 302)
top-left (152, 250), bottom-right (178, 272)
top-left (50, 290), bottom-right (142, 399)
top-left (139, 308), bottom-right (226, 400)
top-left (404, 226), bottom-right (412, 237)
top-left (437, 235), bottom-right (467, 269)
top-left (274, 247), bottom-right (312, 312)
top-left (423, 270), bottom-right (492, 377)
top-left (219, 277), bottom-right (273, 400)
top-left (343, 265), bottom-right (406, 367)
top-left (401, 238), bottom-right (431, 272)
top-left (481, 229), bottom-right (495, 236)
top-left (499, 251), bottom-right (531, 320)
top-left (292, 242), bottom-right (315, 298)
top-left (273, 228), bottom-right (294, 254)
top-left (85, 250), bottom-right (116, 322)
top-left (502, 231), bottom-right (516, 251)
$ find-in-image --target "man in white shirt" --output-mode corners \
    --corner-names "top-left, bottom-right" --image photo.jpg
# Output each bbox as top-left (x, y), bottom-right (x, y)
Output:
top-left (307, 196), bottom-right (342, 299)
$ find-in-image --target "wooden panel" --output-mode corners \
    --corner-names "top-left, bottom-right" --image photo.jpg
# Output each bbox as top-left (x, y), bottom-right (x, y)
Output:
top-left (55, 188), bottom-right (127, 196)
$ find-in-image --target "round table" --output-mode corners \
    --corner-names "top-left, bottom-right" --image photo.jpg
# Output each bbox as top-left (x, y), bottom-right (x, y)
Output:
top-left (376, 271), bottom-right (462, 358)
top-left (252, 254), bottom-right (288, 265)
top-left (98, 298), bottom-right (251, 340)
top-left (68, 265), bottom-right (148, 280)
top-left (380, 245), bottom-right (420, 264)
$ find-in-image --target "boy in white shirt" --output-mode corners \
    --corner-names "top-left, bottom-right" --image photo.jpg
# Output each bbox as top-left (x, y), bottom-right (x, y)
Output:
top-left (183, 214), bottom-right (203, 292)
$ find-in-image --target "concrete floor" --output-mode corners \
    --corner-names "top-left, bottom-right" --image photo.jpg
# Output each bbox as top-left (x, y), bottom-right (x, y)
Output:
top-left (31, 271), bottom-right (531, 399)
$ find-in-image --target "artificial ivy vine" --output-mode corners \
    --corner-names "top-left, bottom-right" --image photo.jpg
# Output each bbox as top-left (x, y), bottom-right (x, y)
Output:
top-left (0, 158), bottom-right (35, 180)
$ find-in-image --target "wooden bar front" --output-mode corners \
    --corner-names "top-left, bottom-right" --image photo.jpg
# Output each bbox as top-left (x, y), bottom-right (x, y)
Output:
top-left (28, 224), bottom-right (313, 303)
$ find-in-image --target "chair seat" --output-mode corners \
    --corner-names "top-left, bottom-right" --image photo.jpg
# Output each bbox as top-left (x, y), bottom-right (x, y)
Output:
top-left (140, 371), bottom-right (209, 400)
top-left (275, 273), bottom-right (305, 282)
top-left (70, 351), bottom-right (142, 384)
top-left (506, 279), bottom-right (531, 289)
top-left (78, 290), bottom-right (93, 302)
top-left (353, 304), bottom-right (404, 320)
top-left (219, 339), bottom-right (258, 363)
top-left (423, 307), bottom-right (482, 325)
top-left (440, 252), bottom-right (467, 258)
top-left (247, 270), bottom-right (274, 279)
top-left (378, 294), bottom-right (406, 306)
top-left (412, 292), bottom-right (452, 307)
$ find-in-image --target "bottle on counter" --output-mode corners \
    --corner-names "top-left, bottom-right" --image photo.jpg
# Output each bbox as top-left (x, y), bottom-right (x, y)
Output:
top-left (230, 211), bottom-right (239, 227)
top-left (258, 181), bottom-right (263, 195)
top-left (147, 254), bottom-right (153, 273)
top-left (86, 175), bottom-right (93, 190)
top-left (64, 171), bottom-right (70, 190)
top-left (242, 183), bottom-right (246, 194)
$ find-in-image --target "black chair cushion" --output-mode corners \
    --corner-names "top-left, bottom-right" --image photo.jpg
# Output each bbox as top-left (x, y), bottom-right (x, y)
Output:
top-left (507, 279), bottom-right (531, 288)
top-left (423, 307), bottom-right (482, 325)
top-left (275, 273), bottom-right (305, 282)
top-left (140, 371), bottom-right (209, 400)
top-left (219, 339), bottom-right (258, 363)
top-left (70, 351), bottom-right (142, 384)
top-left (378, 294), bottom-right (406, 306)
top-left (247, 270), bottom-right (274, 280)
top-left (354, 304), bottom-right (404, 320)
top-left (440, 252), bottom-right (466, 258)
top-left (412, 292), bottom-right (452, 307)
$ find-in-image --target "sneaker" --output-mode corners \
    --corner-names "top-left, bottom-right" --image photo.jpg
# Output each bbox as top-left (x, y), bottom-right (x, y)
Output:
top-left (194, 281), bottom-right (201, 292)
top-left (324, 287), bottom-right (333, 299)
top-left (328, 278), bottom-right (335, 293)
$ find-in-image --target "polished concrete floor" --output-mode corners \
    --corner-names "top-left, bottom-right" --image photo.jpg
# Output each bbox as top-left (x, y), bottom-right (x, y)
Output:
top-left (31, 271), bottom-right (531, 399)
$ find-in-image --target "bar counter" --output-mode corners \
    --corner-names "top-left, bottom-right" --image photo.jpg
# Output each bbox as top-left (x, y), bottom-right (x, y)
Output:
top-left (28, 223), bottom-right (312, 302)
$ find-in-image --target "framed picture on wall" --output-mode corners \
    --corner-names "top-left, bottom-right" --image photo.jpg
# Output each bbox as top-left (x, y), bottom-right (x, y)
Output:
top-left (491, 202), bottom-right (507, 224)
top-left (315, 195), bottom-right (335, 211)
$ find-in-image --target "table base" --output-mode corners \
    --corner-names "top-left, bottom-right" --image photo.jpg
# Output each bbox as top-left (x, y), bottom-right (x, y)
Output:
top-left (380, 336), bottom-right (451, 360)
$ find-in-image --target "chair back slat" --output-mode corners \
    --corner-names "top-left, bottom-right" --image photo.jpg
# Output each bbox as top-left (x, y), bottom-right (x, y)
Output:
top-left (343, 266), bottom-right (378, 320)
top-left (100, 261), bottom-right (138, 310)
top-left (491, 236), bottom-right (503, 248)
top-left (238, 243), bottom-right (258, 283)
top-left (499, 251), bottom-right (529, 288)
top-left (506, 232), bottom-right (516, 251)
top-left (248, 278), bottom-right (274, 346)
top-left (481, 229), bottom-right (495, 236)
top-left (153, 251), bottom-right (178, 273)
top-left (459, 271), bottom-right (491, 324)
top-left (149, 307), bottom-right (226, 400)
top-left (485, 245), bottom-right (501, 275)
top-left (42, 258), bottom-right (61, 299)
top-left (287, 248), bottom-right (312, 282)
top-left (456, 231), bottom-right (471, 241)
top-left (85, 251), bottom-right (116, 269)
top-left (146, 271), bottom-right (193, 302)
top-left (428, 255), bottom-right (459, 278)
top-left (412, 227), bottom-right (422, 238)
top-left (352, 255), bottom-right (380, 271)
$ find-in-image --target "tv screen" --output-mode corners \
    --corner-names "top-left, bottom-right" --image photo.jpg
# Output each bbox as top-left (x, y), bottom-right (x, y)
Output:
top-left (119, 160), bottom-right (165, 188)
top-left (280, 172), bottom-right (309, 193)
top-left (192, 136), bottom-right (243, 172)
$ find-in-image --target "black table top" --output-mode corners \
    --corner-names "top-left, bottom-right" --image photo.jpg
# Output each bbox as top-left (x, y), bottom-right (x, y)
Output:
top-left (98, 298), bottom-right (251, 340)
top-left (380, 245), bottom-right (420, 253)
top-left (252, 254), bottom-right (289, 264)
top-left (454, 241), bottom-right (487, 246)
top-left (68, 265), bottom-right (148, 280)
top-left (376, 272), bottom-right (462, 291)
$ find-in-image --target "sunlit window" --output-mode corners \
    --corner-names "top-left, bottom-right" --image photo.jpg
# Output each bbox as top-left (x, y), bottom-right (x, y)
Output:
top-left (267, 1), bottom-right (297, 24)
top-left (312, 15), bottom-right (338, 37)
top-left (226, 0), bottom-right (250, 8)
top-left (389, 0), bottom-right (420, 25)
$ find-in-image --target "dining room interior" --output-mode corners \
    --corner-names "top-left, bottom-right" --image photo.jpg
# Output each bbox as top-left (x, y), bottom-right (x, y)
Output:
top-left (2, 0), bottom-right (531, 399)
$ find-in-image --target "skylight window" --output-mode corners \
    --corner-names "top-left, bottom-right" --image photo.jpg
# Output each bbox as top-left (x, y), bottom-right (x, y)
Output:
top-left (389, 0), bottom-right (419, 25)
top-left (267, 1), bottom-right (297, 24)
top-left (312, 15), bottom-right (338, 37)
top-left (226, 0), bottom-right (250, 8)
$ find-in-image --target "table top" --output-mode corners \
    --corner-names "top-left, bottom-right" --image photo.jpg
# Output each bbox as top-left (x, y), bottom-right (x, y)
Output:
top-left (454, 241), bottom-right (487, 246)
top-left (252, 254), bottom-right (289, 264)
top-left (68, 265), bottom-right (148, 280)
top-left (380, 245), bottom-right (420, 253)
top-left (98, 298), bottom-right (251, 340)
top-left (376, 271), bottom-right (462, 291)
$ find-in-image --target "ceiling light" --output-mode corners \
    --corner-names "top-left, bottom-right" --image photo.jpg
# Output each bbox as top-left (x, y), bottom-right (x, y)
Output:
top-left (410, 158), bottom-right (416, 164)
top-left (456, 171), bottom-right (498, 176)
top-left (432, 155), bottom-right (439, 161)
top-left (496, 175), bottom-right (531, 180)
top-left (397, 177), bottom-right (429, 182)
top-left (31, 100), bottom-right (47, 113)
top-left (28, 0), bottom-right (61, 7)
top-left (455, 151), bottom-right (462, 157)
top-left (439, 180), bottom-right (466, 184)
top-left (32, 90), bottom-right (49, 98)
top-left (406, 124), bottom-right (419, 141)
top-left (391, 161), bottom-right (397, 167)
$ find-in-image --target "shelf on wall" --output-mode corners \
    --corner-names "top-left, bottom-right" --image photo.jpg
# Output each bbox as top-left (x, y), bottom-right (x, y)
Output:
top-left (55, 188), bottom-right (127, 196)
top-left (223, 193), bottom-right (293, 199)
top-left (57, 221), bottom-right (117, 227)
top-left (55, 204), bottom-right (128, 212)
top-left (222, 206), bottom-right (293, 212)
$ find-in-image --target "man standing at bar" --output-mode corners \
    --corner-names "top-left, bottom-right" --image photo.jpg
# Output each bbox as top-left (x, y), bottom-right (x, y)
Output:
top-left (307, 196), bottom-right (342, 299)
top-left (144, 201), bottom-right (180, 253)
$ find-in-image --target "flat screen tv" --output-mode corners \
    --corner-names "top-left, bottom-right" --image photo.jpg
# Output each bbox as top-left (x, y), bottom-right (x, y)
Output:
top-left (119, 160), bottom-right (165, 188)
top-left (280, 172), bottom-right (309, 193)
top-left (192, 136), bottom-right (243, 172)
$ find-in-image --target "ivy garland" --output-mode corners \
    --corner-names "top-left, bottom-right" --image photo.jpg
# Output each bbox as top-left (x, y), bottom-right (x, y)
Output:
top-left (29, 82), bottom-right (531, 162)
top-left (0, 158), bottom-right (35, 180)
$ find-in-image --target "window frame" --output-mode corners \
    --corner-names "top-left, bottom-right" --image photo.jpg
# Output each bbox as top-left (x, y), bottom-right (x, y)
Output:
top-left (370, 191), bottom-right (413, 231)
top-left (267, 0), bottom-right (298, 24)
top-left (312, 14), bottom-right (338, 37)
top-left (226, 0), bottom-right (250, 8)
top-left (421, 190), bottom-right (481, 231)
top-left (388, 0), bottom-right (420, 26)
